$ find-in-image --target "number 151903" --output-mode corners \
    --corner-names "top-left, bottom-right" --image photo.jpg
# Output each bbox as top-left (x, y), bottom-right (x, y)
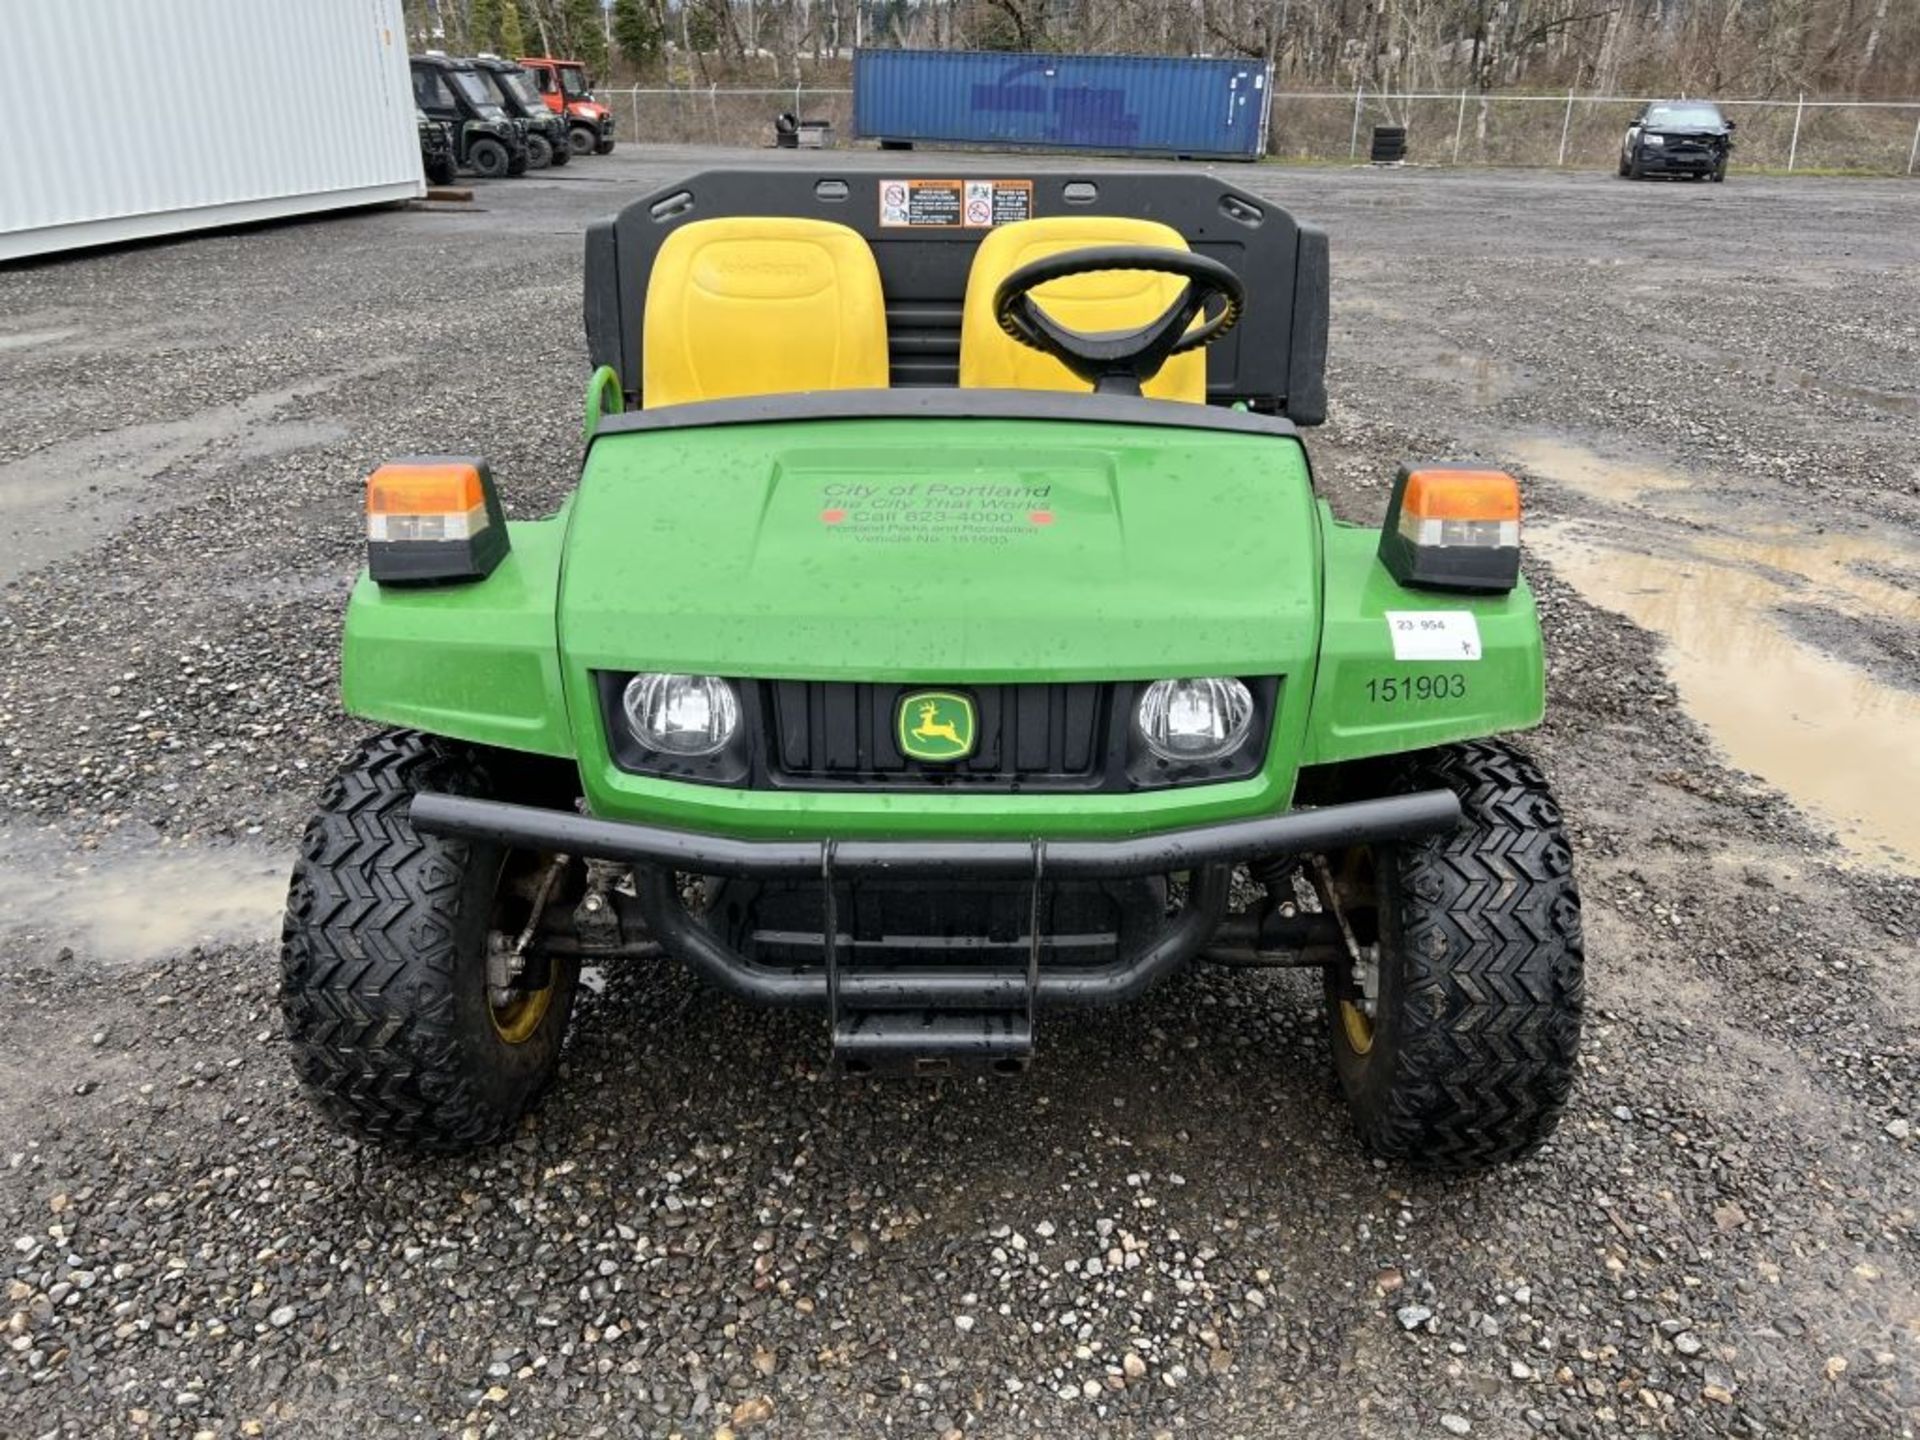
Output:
top-left (1365, 672), bottom-right (1468, 704)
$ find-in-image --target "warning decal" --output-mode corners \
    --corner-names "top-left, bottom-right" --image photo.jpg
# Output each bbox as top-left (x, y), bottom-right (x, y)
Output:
top-left (880, 179), bottom-right (1035, 228)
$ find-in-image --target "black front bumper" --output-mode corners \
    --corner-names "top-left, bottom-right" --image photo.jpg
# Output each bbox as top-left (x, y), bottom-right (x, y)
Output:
top-left (1636, 145), bottom-right (1722, 173)
top-left (411, 789), bottom-right (1459, 1068)
top-left (410, 789), bottom-right (1460, 881)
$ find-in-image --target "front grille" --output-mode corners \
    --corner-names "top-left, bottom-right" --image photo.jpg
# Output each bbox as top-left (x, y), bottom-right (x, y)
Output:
top-left (595, 673), bottom-right (1279, 792)
top-left (764, 681), bottom-right (1107, 789)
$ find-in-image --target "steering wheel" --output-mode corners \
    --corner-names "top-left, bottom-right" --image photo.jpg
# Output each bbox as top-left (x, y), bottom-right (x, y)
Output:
top-left (992, 245), bottom-right (1245, 397)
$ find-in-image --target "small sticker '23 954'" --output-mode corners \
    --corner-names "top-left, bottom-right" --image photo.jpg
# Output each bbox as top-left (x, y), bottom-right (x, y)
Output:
top-left (1384, 610), bottom-right (1482, 661)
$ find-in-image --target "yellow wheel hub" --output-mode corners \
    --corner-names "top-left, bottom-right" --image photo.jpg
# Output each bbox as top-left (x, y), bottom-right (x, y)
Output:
top-left (489, 980), bottom-right (553, 1045)
top-left (486, 852), bottom-right (568, 1046)
top-left (1324, 848), bottom-right (1380, 1059)
top-left (1339, 998), bottom-right (1375, 1056)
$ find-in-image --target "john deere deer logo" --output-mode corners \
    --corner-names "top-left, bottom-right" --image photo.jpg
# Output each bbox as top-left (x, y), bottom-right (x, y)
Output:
top-left (898, 691), bottom-right (976, 762)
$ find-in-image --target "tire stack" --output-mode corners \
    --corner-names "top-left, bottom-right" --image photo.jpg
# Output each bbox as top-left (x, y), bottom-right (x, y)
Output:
top-left (1370, 125), bottom-right (1408, 164)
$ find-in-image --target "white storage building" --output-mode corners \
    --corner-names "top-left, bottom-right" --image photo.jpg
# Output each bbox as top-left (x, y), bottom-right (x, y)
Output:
top-left (1, 0), bottom-right (422, 261)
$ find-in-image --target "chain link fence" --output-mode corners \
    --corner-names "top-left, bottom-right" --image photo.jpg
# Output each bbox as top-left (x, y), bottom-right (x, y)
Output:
top-left (608, 87), bottom-right (856, 148)
top-left (1281, 90), bottom-right (1920, 173)
top-left (603, 85), bottom-right (1920, 175)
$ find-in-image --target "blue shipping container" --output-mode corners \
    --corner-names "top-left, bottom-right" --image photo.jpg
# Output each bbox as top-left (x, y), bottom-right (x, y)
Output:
top-left (853, 48), bottom-right (1270, 160)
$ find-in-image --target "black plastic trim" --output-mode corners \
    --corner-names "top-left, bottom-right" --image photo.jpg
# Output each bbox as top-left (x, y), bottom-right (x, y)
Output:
top-left (589, 387), bottom-right (1300, 444)
top-left (582, 219), bottom-right (621, 395)
top-left (1286, 224), bottom-right (1330, 426)
top-left (584, 168), bottom-right (1329, 422)
top-left (1381, 539), bottom-right (1522, 592)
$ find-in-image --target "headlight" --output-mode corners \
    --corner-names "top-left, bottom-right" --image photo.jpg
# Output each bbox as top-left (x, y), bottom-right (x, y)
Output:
top-left (622, 674), bottom-right (740, 756)
top-left (1642, 133), bottom-right (1665, 146)
top-left (1136, 678), bottom-right (1255, 763)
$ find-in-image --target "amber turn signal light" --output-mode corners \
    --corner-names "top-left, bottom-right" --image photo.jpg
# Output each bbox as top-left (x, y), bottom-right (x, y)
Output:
top-left (365, 456), bottom-right (508, 585)
top-left (1379, 464), bottom-right (1521, 593)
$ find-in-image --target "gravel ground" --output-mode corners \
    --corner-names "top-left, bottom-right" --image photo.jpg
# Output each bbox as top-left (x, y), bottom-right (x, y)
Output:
top-left (1, 151), bottom-right (1916, 1440)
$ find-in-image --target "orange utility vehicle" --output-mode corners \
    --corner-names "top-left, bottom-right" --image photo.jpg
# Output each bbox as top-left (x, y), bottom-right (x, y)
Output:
top-left (518, 56), bottom-right (616, 155)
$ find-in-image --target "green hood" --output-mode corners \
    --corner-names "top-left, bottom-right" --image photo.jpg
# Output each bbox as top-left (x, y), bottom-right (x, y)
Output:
top-left (557, 416), bottom-right (1323, 684)
top-left (339, 409), bottom-right (1547, 839)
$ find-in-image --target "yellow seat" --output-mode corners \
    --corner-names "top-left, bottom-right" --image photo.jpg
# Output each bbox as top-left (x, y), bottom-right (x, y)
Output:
top-left (642, 217), bottom-right (889, 407)
top-left (959, 217), bottom-right (1208, 403)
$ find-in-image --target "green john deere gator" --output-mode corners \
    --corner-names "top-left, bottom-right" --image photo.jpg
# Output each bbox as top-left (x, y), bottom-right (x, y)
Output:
top-left (281, 169), bottom-right (1584, 1170)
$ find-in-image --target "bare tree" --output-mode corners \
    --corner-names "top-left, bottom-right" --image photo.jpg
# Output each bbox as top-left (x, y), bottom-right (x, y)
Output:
top-left (575, 0), bottom-right (1920, 96)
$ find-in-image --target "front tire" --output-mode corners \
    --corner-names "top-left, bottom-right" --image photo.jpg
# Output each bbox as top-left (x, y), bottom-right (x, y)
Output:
top-left (1323, 740), bottom-right (1584, 1172)
top-left (568, 124), bottom-right (595, 156)
top-left (280, 731), bottom-right (580, 1152)
top-left (467, 137), bottom-right (509, 178)
top-left (526, 133), bottom-right (553, 169)
top-left (425, 153), bottom-right (457, 187)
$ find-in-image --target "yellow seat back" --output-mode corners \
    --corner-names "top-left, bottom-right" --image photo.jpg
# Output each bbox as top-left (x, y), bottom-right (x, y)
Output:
top-left (642, 217), bottom-right (889, 407)
top-left (959, 217), bottom-right (1207, 403)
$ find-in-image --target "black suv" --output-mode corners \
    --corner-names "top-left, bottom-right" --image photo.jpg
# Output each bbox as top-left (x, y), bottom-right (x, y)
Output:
top-left (1619, 100), bottom-right (1734, 181)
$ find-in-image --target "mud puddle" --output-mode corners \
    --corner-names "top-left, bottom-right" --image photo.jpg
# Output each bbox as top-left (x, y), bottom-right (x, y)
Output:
top-left (1531, 521), bottom-right (1920, 874)
top-left (0, 831), bottom-right (286, 965)
top-left (1507, 436), bottom-right (1690, 504)
top-left (1413, 350), bottom-right (1523, 408)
